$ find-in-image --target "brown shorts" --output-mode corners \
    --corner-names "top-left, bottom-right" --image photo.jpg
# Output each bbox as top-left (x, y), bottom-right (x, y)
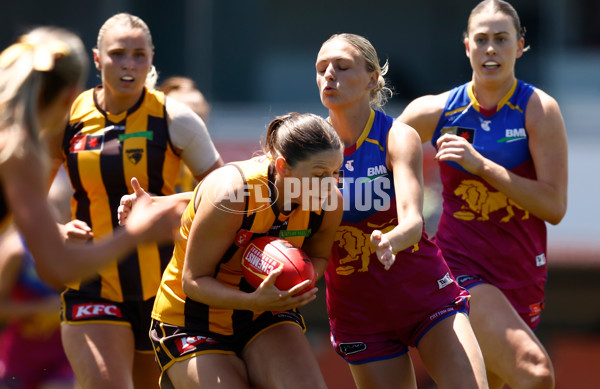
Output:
top-left (150, 310), bottom-right (305, 389)
top-left (61, 288), bottom-right (155, 351)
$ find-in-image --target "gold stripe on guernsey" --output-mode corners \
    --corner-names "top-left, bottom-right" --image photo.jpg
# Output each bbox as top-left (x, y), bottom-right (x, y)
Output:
top-left (65, 89), bottom-right (180, 302)
top-left (65, 109), bottom-right (121, 298)
top-left (444, 105), bottom-right (470, 117)
top-left (355, 109), bottom-right (376, 150)
top-left (120, 99), bottom-right (160, 302)
top-left (467, 79), bottom-right (519, 113)
top-left (161, 144), bottom-right (180, 195)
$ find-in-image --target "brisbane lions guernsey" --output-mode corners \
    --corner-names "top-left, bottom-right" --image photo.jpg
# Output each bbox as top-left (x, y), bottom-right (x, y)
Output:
top-left (326, 109), bottom-right (462, 335)
top-left (62, 87), bottom-right (181, 302)
top-left (432, 79), bottom-right (547, 290)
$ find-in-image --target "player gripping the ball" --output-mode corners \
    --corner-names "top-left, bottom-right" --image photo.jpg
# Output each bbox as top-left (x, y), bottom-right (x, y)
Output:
top-left (120, 113), bottom-right (343, 389)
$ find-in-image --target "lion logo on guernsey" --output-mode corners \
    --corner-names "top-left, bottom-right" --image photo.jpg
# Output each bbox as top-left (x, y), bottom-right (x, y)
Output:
top-left (453, 180), bottom-right (529, 222)
top-left (334, 220), bottom-right (418, 275)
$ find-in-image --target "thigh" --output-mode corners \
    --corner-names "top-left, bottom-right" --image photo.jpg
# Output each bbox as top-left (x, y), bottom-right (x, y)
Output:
top-left (133, 351), bottom-right (160, 389)
top-left (242, 323), bottom-right (326, 389)
top-left (417, 312), bottom-right (487, 389)
top-left (468, 283), bottom-right (554, 388)
top-left (348, 354), bottom-right (417, 389)
top-left (61, 322), bottom-right (135, 389)
top-left (166, 353), bottom-right (249, 389)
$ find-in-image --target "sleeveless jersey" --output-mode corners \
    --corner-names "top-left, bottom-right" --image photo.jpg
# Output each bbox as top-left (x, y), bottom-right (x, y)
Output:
top-left (152, 156), bottom-right (325, 335)
top-left (431, 79), bottom-right (547, 289)
top-left (326, 110), bottom-right (462, 335)
top-left (62, 87), bottom-right (181, 302)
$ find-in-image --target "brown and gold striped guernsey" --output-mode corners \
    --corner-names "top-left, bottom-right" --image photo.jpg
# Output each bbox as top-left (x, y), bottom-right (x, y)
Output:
top-left (62, 87), bottom-right (181, 302)
top-left (152, 156), bottom-right (325, 334)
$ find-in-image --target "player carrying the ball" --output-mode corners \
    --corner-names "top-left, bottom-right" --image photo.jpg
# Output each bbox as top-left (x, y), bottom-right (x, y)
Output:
top-left (148, 113), bottom-right (344, 389)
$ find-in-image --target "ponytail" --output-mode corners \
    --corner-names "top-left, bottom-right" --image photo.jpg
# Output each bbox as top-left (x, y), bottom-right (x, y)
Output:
top-left (0, 27), bottom-right (88, 164)
top-left (263, 112), bottom-right (343, 167)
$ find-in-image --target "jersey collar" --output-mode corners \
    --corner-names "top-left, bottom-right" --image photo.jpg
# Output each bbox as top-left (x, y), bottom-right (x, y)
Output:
top-left (467, 79), bottom-right (517, 116)
top-left (343, 109), bottom-right (375, 156)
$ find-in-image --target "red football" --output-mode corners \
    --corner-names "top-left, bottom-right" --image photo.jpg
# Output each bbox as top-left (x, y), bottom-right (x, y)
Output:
top-left (241, 236), bottom-right (316, 294)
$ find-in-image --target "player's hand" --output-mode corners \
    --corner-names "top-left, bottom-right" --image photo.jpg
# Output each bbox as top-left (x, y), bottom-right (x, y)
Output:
top-left (118, 177), bottom-right (151, 226)
top-left (252, 267), bottom-right (317, 311)
top-left (435, 134), bottom-right (485, 175)
top-left (58, 219), bottom-right (93, 242)
top-left (370, 229), bottom-right (395, 270)
top-left (124, 194), bottom-right (184, 245)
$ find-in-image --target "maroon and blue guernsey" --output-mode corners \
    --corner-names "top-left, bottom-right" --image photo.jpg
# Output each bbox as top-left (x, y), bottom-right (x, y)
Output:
top-left (326, 109), bottom-right (464, 337)
top-left (432, 79), bottom-right (548, 291)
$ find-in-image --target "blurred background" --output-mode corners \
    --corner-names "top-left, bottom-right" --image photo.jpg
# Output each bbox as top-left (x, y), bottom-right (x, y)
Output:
top-left (1, 0), bottom-right (598, 387)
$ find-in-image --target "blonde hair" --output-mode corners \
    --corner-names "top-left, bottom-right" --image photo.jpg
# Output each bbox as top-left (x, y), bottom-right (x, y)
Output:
top-left (0, 27), bottom-right (88, 164)
top-left (96, 13), bottom-right (157, 89)
top-left (322, 33), bottom-right (393, 110)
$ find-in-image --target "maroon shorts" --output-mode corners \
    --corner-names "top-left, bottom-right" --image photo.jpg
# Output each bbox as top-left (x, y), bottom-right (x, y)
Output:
top-left (455, 274), bottom-right (545, 330)
top-left (61, 288), bottom-right (155, 351)
top-left (0, 326), bottom-right (74, 389)
top-left (330, 290), bottom-right (470, 364)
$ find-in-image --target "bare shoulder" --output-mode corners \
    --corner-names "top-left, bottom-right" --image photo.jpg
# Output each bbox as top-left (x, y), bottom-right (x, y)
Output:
top-left (397, 91), bottom-right (450, 142)
top-left (386, 121), bottom-right (423, 170)
top-left (164, 96), bottom-right (194, 122)
top-left (389, 121), bottom-right (422, 147)
top-left (525, 88), bottom-right (565, 133)
top-left (195, 164), bottom-right (245, 212)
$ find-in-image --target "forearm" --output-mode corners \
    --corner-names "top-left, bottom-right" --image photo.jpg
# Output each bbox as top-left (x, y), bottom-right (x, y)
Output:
top-left (477, 159), bottom-right (566, 224)
top-left (383, 214), bottom-right (423, 254)
top-left (182, 275), bottom-right (256, 311)
top-left (151, 191), bottom-right (193, 205)
top-left (311, 256), bottom-right (329, 281)
top-left (34, 227), bottom-right (144, 287)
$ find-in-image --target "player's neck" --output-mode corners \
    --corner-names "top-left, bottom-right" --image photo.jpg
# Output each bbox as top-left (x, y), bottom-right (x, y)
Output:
top-left (95, 86), bottom-right (143, 116)
top-left (328, 104), bottom-right (371, 148)
top-left (471, 76), bottom-right (516, 111)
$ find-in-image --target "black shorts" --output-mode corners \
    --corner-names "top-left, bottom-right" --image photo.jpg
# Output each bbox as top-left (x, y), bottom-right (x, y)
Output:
top-left (61, 288), bottom-right (155, 352)
top-left (150, 310), bottom-right (305, 388)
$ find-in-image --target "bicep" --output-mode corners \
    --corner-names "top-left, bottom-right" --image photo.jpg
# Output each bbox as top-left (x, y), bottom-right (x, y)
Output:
top-left (42, 125), bottom-right (67, 188)
top-left (0, 229), bottom-right (24, 300)
top-left (183, 175), bottom-right (244, 281)
top-left (397, 94), bottom-right (447, 143)
top-left (166, 99), bottom-right (222, 178)
top-left (387, 123), bottom-right (425, 219)
top-left (526, 92), bottom-right (568, 192)
top-left (1, 156), bottom-right (65, 271)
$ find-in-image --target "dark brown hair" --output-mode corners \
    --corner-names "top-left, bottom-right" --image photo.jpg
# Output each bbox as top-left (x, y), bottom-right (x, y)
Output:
top-left (264, 113), bottom-right (342, 167)
top-left (466, 0), bottom-right (527, 42)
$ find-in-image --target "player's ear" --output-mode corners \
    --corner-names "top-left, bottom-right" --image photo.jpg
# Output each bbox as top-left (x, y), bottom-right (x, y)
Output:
top-left (274, 156), bottom-right (289, 177)
top-left (367, 70), bottom-right (379, 91)
top-left (93, 48), bottom-right (101, 71)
